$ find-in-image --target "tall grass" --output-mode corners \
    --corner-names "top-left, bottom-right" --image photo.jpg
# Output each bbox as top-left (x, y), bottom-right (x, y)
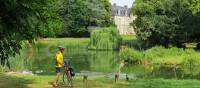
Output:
top-left (119, 46), bottom-right (200, 65)
top-left (7, 42), bottom-right (29, 71)
top-left (119, 48), bottom-right (143, 63)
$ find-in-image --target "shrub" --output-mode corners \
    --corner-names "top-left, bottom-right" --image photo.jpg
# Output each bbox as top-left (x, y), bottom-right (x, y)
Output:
top-left (182, 53), bottom-right (200, 66)
top-left (88, 27), bottom-right (122, 50)
top-left (119, 48), bottom-right (143, 64)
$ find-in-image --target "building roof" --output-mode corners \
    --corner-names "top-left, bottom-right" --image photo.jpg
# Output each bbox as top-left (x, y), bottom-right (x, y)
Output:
top-left (111, 3), bottom-right (131, 17)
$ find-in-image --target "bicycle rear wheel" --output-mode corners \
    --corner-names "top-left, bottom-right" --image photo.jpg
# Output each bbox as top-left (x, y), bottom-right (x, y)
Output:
top-left (62, 72), bottom-right (67, 84)
top-left (62, 72), bottom-right (73, 87)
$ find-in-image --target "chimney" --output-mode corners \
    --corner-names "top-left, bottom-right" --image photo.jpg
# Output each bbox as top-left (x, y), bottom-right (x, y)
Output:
top-left (124, 5), bottom-right (128, 9)
top-left (124, 5), bottom-right (128, 16)
top-left (113, 3), bottom-right (117, 7)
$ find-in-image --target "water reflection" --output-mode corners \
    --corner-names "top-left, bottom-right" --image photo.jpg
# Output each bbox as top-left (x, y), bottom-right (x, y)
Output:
top-left (29, 44), bottom-right (200, 79)
top-left (123, 64), bottom-right (200, 79)
top-left (30, 45), bottom-right (120, 75)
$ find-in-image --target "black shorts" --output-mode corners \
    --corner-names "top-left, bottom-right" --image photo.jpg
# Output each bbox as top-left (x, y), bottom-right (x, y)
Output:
top-left (56, 67), bottom-right (62, 73)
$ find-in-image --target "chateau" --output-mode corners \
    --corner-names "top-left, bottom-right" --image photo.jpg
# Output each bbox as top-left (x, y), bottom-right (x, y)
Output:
top-left (111, 3), bottom-right (135, 35)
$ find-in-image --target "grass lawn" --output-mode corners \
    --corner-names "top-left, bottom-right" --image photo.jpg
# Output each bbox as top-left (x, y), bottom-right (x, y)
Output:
top-left (1, 73), bottom-right (200, 88)
top-left (38, 38), bottom-right (90, 45)
top-left (38, 35), bottom-right (134, 45)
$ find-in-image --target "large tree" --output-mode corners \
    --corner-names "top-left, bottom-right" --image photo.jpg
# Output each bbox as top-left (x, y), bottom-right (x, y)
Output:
top-left (188, 0), bottom-right (200, 42)
top-left (58, 0), bottom-right (113, 37)
top-left (132, 0), bottom-right (200, 47)
top-left (0, 0), bottom-right (63, 66)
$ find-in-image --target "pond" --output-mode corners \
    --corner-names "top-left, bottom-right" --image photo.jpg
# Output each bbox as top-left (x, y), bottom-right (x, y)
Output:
top-left (29, 43), bottom-right (120, 75)
top-left (28, 42), bottom-right (200, 80)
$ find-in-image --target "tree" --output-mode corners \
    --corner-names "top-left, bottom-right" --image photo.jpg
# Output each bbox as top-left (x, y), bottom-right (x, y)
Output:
top-left (132, 0), bottom-right (193, 47)
top-left (37, 0), bottom-right (64, 37)
top-left (100, 0), bottom-right (114, 27)
top-left (188, 0), bottom-right (200, 42)
top-left (88, 27), bottom-right (122, 50)
top-left (190, 0), bottom-right (200, 14)
top-left (0, 0), bottom-right (63, 66)
top-left (58, 0), bottom-right (113, 37)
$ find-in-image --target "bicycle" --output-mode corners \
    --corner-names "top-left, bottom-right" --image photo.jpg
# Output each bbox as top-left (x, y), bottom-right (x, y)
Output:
top-left (62, 66), bottom-right (74, 87)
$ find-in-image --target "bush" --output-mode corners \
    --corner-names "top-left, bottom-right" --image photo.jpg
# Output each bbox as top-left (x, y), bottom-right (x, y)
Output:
top-left (88, 27), bottom-right (122, 50)
top-left (119, 48), bottom-right (143, 64)
top-left (182, 53), bottom-right (200, 66)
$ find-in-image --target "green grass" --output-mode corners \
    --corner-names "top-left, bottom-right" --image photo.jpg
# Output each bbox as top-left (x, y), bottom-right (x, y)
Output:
top-left (131, 79), bottom-right (200, 88)
top-left (38, 38), bottom-right (90, 45)
top-left (1, 73), bottom-right (200, 88)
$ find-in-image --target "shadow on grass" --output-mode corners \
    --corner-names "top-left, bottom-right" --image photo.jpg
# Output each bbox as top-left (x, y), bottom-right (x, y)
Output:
top-left (0, 73), bottom-right (33, 88)
top-left (126, 79), bottom-right (200, 88)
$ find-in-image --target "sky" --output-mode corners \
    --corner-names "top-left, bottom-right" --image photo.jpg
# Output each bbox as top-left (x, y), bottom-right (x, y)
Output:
top-left (109, 0), bottom-right (135, 8)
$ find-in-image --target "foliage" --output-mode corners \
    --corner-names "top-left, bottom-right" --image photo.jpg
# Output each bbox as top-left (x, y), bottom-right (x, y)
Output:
top-left (189, 0), bottom-right (200, 14)
top-left (36, 0), bottom-right (64, 37)
top-left (188, 0), bottom-right (200, 42)
top-left (88, 27), bottom-right (122, 50)
top-left (8, 44), bottom-right (27, 71)
top-left (0, 0), bottom-right (63, 66)
top-left (119, 48), bottom-right (143, 62)
top-left (57, 0), bottom-right (114, 37)
top-left (132, 0), bottom-right (200, 47)
top-left (182, 53), bottom-right (200, 66)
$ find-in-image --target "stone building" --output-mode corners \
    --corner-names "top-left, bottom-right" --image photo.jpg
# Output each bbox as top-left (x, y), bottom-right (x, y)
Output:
top-left (111, 3), bottom-right (135, 35)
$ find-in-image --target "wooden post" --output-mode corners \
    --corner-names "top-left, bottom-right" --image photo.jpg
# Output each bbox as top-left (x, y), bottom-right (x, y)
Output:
top-left (126, 74), bottom-right (129, 81)
top-left (173, 64), bottom-right (177, 79)
top-left (83, 75), bottom-right (88, 88)
top-left (115, 74), bottom-right (119, 83)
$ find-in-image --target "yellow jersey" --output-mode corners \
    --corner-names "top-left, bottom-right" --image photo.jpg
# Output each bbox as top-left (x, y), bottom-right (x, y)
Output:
top-left (55, 51), bottom-right (63, 67)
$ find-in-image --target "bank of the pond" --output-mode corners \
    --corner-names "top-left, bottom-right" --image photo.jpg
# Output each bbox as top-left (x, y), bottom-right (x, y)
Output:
top-left (1, 73), bottom-right (200, 88)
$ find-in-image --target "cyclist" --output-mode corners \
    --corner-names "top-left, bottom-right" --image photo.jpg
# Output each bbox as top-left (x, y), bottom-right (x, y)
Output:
top-left (53, 45), bottom-right (65, 87)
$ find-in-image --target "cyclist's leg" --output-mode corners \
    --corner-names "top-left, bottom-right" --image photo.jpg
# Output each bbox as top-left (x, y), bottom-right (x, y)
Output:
top-left (53, 68), bottom-right (61, 87)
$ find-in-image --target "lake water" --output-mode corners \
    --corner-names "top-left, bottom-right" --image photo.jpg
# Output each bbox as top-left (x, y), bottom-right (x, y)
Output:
top-left (29, 44), bottom-right (120, 75)
top-left (29, 43), bottom-right (200, 79)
